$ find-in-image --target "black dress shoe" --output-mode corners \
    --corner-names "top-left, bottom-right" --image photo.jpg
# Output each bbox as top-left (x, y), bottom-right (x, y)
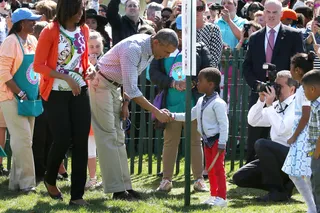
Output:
top-left (112, 191), bottom-right (136, 201)
top-left (127, 189), bottom-right (141, 199)
top-left (256, 191), bottom-right (289, 202)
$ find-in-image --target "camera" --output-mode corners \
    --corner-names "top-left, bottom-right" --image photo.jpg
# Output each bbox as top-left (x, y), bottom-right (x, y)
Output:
top-left (255, 63), bottom-right (281, 97)
top-left (209, 3), bottom-right (224, 13)
top-left (243, 23), bottom-right (251, 38)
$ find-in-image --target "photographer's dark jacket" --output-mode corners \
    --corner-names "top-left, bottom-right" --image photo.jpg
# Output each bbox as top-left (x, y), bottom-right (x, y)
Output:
top-left (243, 24), bottom-right (304, 106)
top-left (107, 0), bottom-right (146, 46)
top-left (149, 42), bottom-right (211, 112)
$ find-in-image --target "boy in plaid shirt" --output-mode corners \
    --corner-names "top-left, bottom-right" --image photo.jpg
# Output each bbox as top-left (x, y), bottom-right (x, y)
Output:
top-left (302, 70), bottom-right (320, 213)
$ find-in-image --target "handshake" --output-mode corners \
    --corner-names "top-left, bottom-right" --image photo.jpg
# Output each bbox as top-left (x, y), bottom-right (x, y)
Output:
top-left (154, 108), bottom-right (175, 123)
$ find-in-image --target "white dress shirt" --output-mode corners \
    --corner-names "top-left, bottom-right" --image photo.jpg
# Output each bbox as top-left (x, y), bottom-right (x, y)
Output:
top-left (247, 94), bottom-right (295, 147)
top-left (264, 23), bottom-right (281, 53)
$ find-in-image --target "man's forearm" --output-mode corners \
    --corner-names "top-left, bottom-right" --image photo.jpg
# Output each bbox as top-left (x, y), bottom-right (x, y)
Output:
top-left (132, 96), bottom-right (158, 113)
top-left (228, 20), bottom-right (242, 40)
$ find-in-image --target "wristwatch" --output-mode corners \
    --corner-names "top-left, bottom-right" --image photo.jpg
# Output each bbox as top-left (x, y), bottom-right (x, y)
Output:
top-left (123, 98), bottom-right (130, 103)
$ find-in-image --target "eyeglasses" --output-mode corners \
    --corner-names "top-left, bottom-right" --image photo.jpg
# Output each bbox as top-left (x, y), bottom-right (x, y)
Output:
top-left (196, 6), bottom-right (205, 12)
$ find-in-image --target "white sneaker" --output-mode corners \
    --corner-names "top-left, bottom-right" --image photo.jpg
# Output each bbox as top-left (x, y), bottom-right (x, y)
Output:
top-left (202, 196), bottom-right (216, 205)
top-left (193, 179), bottom-right (209, 192)
top-left (156, 179), bottom-right (173, 192)
top-left (85, 178), bottom-right (102, 190)
top-left (213, 197), bottom-right (227, 207)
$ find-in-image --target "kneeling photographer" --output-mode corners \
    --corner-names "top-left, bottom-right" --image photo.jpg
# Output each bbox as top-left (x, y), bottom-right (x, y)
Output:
top-left (233, 70), bottom-right (298, 202)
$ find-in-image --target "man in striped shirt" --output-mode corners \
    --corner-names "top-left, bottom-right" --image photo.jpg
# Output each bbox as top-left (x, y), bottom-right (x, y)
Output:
top-left (90, 29), bottom-right (178, 200)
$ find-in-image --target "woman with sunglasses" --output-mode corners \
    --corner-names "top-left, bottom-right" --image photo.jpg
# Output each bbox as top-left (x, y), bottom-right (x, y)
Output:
top-left (34, 0), bottom-right (94, 206)
top-left (196, 0), bottom-right (223, 68)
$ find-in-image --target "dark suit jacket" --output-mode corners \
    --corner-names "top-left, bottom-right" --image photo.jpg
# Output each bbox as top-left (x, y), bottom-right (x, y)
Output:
top-left (243, 24), bottom-right (304, 106)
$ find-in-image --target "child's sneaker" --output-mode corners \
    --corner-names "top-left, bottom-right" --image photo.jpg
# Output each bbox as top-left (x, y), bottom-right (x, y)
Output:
top-left (85, 178), bottom-right (102, 190)
top-left (193, 178), bottom-right (209, 192)
top-left (213, 197), bottom-right (227, 207)
top-left (156, 179), bottom-right (173, 192)
top-left (202, 196), bottom-right (216, 205)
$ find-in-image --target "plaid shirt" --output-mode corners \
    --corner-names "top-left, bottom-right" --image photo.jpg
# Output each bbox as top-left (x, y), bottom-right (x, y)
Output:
top-left (98, 34), bottom-right (154, 99)
top-left (308, 97), bottom-right (320, 152)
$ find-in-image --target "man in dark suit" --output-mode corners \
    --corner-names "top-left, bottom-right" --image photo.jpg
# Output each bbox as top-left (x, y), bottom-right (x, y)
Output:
top-left (242, 0), bottom-right (304, 164)
top-left (233, 0), bottom-right (304, 202)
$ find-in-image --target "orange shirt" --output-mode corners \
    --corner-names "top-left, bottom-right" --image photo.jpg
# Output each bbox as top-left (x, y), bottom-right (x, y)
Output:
top-left (34, 22), bottom-right (90, 101)
top-left (0, 34), bottom-right (37, 102)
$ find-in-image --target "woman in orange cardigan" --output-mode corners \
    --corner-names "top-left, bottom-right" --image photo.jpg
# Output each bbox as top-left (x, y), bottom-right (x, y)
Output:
top-left (34, 0), bottom-right (94, 206)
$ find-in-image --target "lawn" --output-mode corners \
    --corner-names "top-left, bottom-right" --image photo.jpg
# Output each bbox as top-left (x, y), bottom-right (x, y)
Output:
top-left (0, 158), bottom-right (308, 213)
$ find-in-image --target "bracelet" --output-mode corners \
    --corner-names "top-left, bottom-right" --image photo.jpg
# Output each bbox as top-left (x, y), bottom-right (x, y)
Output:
top-left (20, 93), bottom-right (27, 100)
top-left (17, 90), bottom-right (25, 98)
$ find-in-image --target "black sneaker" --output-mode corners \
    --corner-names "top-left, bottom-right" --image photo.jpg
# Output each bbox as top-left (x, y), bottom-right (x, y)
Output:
top-left (0, 164), bottom-right (9, 176)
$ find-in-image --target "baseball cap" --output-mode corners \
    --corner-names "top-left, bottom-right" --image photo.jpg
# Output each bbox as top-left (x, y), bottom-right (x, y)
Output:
top-left (11, 8), bottom-right (41, 24)
top-left (281, 8), bottom-right (298, 21)
top-left (176, 14), bottom-right (182, 30)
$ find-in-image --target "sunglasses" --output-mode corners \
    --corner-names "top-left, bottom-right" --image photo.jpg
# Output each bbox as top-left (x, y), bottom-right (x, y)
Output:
top-left (196, 6), bottom-right (205, 12)
top-left (98, 9), bottom-right (106, 13)
top-left (0, 0), bottom-right (8, 2)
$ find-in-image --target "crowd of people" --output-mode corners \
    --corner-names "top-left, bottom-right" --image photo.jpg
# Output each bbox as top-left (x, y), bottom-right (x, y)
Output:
top-left (0, 0), bottom-right (319, 211)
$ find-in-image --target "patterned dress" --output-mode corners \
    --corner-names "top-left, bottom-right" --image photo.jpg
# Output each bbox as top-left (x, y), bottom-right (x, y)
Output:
top-left (282, 86), bottom-right (312, 177)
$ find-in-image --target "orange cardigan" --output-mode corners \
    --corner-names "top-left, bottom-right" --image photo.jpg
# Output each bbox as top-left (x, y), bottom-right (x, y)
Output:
top-left (34, 21), bottom-right (90, 101)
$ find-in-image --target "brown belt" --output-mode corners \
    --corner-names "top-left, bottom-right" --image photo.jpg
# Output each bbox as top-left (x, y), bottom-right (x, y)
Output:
top-left (98, 72), bottom-right (122, 88)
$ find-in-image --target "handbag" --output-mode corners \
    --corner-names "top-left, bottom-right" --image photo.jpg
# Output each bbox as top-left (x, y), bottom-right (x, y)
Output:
top-left (16, 98), bottom-right (44, 117)
top-left (151, 91), bottom-right (164, 121)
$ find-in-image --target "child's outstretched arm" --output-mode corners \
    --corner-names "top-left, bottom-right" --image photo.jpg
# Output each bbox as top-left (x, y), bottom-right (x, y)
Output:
top-left (288, 106), bottom-right (311, 145)
top-left (173, 105), bottom-right (197, 122)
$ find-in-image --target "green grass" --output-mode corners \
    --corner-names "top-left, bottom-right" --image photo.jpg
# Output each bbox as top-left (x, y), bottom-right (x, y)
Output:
top-left (0, 157), bottom-right (308, 213)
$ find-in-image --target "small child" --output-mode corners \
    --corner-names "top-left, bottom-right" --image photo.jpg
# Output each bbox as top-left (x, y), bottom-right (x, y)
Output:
top-left (282, 52), bottom-right (316, 213)
top-left (88, 30), bottom-right (104, 66)
top-left (85, 30), bottom-right (104, 189)
top-left (301, 70), bottom-right (320, 213)
top-left (172, 68), bottom-right (229, 207)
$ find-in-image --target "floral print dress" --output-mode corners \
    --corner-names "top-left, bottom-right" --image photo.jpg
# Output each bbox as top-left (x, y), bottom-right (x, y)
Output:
top-left (52, 26), bottom-right (86, 91)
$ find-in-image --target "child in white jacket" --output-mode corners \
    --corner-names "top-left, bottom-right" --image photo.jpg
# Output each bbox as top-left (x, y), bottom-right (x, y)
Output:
top-left (172, 68), bottom-right (229, 207)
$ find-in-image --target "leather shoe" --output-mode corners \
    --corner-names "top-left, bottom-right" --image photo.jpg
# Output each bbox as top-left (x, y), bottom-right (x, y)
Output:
top-left (44, 181), bottom-right (63, 200)
top-left (256, 191), bottom-right (289, 202)
top-left (69, 199), bottom-right (89, 206)
top-left (127, 189), bottom-right (141, 199)
top-left (112, 191), bottom-right (137, 201)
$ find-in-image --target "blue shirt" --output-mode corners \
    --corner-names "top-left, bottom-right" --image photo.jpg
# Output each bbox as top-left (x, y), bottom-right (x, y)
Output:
top-left (216, 15), bottom-right (246, 49)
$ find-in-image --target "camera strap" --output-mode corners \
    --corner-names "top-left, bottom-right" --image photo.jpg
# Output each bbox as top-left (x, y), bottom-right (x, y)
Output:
top-left (274, 97), bottom-right (295, 114)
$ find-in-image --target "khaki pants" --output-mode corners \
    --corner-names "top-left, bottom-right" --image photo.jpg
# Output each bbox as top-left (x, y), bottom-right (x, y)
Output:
top-left (0, 99), bottom-right (35, 190)
top-left (89, 75), bottom-right (132, 193)
top-left (162, 120), bottom-right (203, 180)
